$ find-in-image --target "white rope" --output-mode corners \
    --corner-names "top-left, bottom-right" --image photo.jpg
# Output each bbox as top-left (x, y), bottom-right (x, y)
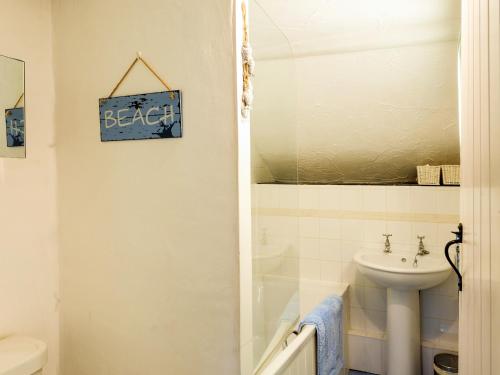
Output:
top-left (241, 2), bottom-right (255, 118)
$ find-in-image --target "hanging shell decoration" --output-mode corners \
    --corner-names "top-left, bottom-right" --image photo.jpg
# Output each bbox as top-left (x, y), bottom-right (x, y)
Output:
top-left (241, 2), bottom-right (255, 118)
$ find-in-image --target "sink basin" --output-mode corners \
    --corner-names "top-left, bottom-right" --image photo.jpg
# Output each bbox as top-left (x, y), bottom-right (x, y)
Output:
top-left (353, 251), bottom-right (453, 375)
top-left (354, 251), bottom-right (451, 290)
top-left (0, 336), bottom-right (47, 375)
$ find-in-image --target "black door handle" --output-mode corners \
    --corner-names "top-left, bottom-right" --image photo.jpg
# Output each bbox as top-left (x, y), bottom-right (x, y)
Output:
top-left (444, 223), bottom-right (463, 291)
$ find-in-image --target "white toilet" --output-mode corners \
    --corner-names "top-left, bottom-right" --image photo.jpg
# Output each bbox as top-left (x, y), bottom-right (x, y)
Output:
top-left (0, 336), bottom-right (47, 375)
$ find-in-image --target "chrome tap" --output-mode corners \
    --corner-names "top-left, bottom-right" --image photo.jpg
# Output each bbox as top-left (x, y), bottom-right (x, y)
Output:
top-left (413, 235), bottom-right (429, 267)
top-left (383, 234), bottom-right (392, 253)
top-left (417, 235), bottom-right (429, 256)
top-left (413, 254), bottom-right (419, 267)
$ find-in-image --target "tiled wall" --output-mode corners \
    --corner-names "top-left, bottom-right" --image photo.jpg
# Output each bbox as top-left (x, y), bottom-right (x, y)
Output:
top-left (253, 184), bottom-right (460, 374)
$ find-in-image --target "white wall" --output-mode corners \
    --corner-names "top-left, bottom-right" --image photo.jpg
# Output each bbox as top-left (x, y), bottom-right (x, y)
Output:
top-left (253, 0), bottom-right (460, 59)
top-left (52, 1), bottom-right (240, 374)
top-left (254, 41), bottom-right (460, 184)
top-left (251, 0), bottom-right (460, 184)
top-left (254, 184), bottom-right (459, 374)
top-left (0, 1), bottom-right (59, 374)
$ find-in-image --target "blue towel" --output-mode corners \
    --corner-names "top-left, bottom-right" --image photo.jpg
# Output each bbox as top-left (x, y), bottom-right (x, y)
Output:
top-left (298, 295), bottom-right (343, 375)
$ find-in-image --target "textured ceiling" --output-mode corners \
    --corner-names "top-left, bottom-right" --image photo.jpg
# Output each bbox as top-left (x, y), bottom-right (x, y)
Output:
top-left (250, 0), bottom-right (461, 184)
top-left (252, 0), bottom-right (460, 58)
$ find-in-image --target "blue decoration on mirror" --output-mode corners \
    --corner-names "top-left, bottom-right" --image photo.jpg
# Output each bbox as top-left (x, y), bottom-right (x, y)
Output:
top-left (5, 107), bottom-right (25, 147)
top-left (99, 90), bottom-right (182, 142)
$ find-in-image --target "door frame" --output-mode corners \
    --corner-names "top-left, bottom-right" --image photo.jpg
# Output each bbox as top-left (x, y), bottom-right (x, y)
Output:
top-left (459, 0), bottom-right (497, 373)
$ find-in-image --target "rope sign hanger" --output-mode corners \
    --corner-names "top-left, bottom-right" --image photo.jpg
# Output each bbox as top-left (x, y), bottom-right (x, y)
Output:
top-left (13, 93), bottom-right (24, 108)
top-left (107, 52), bottom-right (175, 100)
top-left (6, 93), bottom-right (24, 116)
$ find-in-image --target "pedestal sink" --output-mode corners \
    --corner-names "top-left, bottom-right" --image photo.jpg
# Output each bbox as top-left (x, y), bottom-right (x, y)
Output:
top-left (354, 251), bottom-right (451, 375)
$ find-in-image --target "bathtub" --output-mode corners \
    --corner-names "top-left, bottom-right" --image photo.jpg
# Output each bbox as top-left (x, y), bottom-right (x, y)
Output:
top-left (259, 279), bottom-right (349, 375)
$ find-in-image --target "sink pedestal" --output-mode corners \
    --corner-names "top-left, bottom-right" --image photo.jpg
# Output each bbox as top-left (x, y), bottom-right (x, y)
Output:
top-left (354, 251), bottom-right (452, 375)
top-left (386, 288), bottom-right (421, 375)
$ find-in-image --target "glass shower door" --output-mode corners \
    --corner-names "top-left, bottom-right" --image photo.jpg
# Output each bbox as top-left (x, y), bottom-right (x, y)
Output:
top-left (249, 1), bottom-right (299, 372)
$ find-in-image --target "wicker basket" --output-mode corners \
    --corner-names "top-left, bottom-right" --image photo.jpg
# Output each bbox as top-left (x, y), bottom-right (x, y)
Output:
top-left (441, 165), bottom-right (460, 185)
top-left (417, 165), bottom-right (441, 185)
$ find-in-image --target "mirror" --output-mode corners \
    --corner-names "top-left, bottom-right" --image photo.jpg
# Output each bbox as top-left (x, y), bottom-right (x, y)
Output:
top-left (0, 55), bottom-right (25, 158)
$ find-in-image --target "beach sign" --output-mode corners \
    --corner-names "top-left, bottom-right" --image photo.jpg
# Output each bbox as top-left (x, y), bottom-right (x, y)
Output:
top-left (99, 90), bottom-right (182, 142)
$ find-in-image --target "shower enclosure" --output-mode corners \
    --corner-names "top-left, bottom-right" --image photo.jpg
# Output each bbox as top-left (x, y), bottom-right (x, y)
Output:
top-left (249, 1), bottom-right (299, 373)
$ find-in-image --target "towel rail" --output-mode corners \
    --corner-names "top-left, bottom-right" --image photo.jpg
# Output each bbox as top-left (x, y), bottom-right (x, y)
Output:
top-left (260, 325), bottom-right (316, 375)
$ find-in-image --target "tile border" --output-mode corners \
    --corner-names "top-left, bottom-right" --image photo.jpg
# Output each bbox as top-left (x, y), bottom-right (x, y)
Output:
top-left (254, 208), bottom-right (460, 224)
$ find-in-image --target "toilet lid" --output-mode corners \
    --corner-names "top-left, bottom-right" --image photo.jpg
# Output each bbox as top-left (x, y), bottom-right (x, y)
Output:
top-left (0, 336), bottom-right (47, 375)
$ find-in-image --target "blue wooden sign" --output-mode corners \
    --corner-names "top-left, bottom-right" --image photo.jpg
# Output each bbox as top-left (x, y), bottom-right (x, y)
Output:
top-left (99, 90), bottom-right (182, 142)
top-left (5, 108), bottom-right (25, 147)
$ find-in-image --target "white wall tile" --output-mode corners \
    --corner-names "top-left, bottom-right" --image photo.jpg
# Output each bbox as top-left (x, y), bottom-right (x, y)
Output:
top-left (421, 293), bottom-right (439, 319)
top-left (319, 218), bottom-right (341, 239)
top-left (319, 238), bottom-right (342, 261)
top-left (279, 257), bottom-right (299, 278)
top-left (361, 241), bottom-right (385, 254)
top-left (437, 187), bottom-right (460, 215)
top-left (340, 186), bottom-right (364, 211)
top-left (438, 319), bottom-right (458, 346)
top-left (299, 217), bottom-right (319, 238)
top-left (283, 218), bottom-right (300, 240)
top-left (341, 220), bottom-right (364, 241)
top-left (300, 259), bottom-right (321, 280)
top-left (279, 185), bottom-right (299, 209)
top-left (319, 185), bottom-right (341, 209)
top-left (437, 223), bottom-right (460, 249)
top-left (428, 274), bottom-right (459, 296)
top-left (299, 185), bottom-right (320, 209)
top-left (341, 241), bottom-right (361, 262)
top-left (260, 216), bottom-right (298, 238)
top-left (411, 222), bottom-right (439, 247)
top-left (386, 186), bottom-right (410, 213)
top-left (364, 220), bottom-right (387, 243)
top-left (285, 243), bottom-right (300, 257)
top-left (421, 318), bottom-right (440, 342)
top-left (363, 186), bottom-right (387, 212)
top-left (299, 237), bottom-right (320, 259)
top-left (386, 221), bottom-right (412, 245)
top-left (421, 293), bottom-right (458, 321)
top-left (341, 261), bottom-right (363, 286)
top-left (320, 260), bottom-right (342, 282)
top-left (257, 184), bottom-right (280, 208)
top-left (410, 186), bottom-right (439, 214)
top-left (438, 295), bottom-right (459, 321)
